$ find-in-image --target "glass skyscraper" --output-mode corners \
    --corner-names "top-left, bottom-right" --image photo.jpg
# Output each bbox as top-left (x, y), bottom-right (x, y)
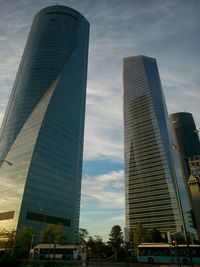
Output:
top-left (123, 55), bottom-right (181, 235)
top-left (170, 112), bottom-right (200, 238)
top-left (0, 5), bottom-right (89, 243)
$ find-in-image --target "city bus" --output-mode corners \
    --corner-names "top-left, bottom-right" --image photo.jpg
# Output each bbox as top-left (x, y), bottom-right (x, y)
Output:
top-left (30, 244), bottom-right (80, 260)
top-left (137, 243), bottom-right (200, 265)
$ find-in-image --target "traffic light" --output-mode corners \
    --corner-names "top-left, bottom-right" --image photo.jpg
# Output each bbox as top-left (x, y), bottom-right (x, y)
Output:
top-left (171, 239), bottom-right (176, 246)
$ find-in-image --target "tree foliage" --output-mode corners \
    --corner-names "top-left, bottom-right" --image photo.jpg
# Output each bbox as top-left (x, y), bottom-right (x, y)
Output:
top-left (87, 235), bottom-right (105, 259)
top-left (41, 224), bottom-right (67, 244)
top-left (147, 228), bottom-right (164, 243)
top-left (130, 224), bottom-right (165, 247)
top-left (109, 225), bottom-right (123, 246)
top-left (108, 225), bottom-right (123, 262)
top-left (78, 228), bottom-right (89, 244)
top-left (130, 223), bottom-right (148, 246)
top-left (16, 226), bottom-right (34, 258)
top-left (0, 228), bottom-right (16, 250)
top-left (17, 226), bottom-right (34, 250)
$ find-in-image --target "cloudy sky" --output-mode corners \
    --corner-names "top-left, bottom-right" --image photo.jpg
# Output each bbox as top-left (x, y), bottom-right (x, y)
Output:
top-left (0, 0), bottom-right (199, 240)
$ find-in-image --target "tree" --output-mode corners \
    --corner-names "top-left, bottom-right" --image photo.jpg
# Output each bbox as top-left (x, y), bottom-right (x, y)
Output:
top-left (41, 224), bottom-right (67, 244)
top-left (131, 223), bottom-right (148, 247)
top-left (41, 224), bottom-right (67, 264)
top-left (108, 225), bottom-right (123, 262)
top-left (147, 228), bottom-right (164, 243)
top-left (16, 226), bottom-right (34, 258)
top-left (78, 228), bottom-right (89, 244)
top-left (87, 235), bottom-right (105, 259)
top-left (0, 228), bottom-right (16, 251)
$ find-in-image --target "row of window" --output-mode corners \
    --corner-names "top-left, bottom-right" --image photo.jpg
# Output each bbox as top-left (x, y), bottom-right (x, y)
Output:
top-left (128, 199), bottom-right (172, 210)
top-left (127, 193), bottom-right (175, 204)
top-left (124, 86), bottom-right (149, 100)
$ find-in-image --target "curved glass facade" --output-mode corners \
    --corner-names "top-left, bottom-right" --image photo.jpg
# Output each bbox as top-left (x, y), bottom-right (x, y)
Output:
top-left (0, 5), bottom-right (89, 243)
top-left (170, 112), bottom-right (200, 184)
top-left (123, 55), bottom-right (181, 234)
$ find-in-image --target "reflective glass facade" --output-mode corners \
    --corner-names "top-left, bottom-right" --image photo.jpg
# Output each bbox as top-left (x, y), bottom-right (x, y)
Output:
top-left (0, 5), bottom-right (89, 243)
top-left (170, 112), bottom-right (200, 185)
top-left (123, 55), bottom-right (181, 234)
top-left (170, 112), bottom-right (200, 237)
top-left (188, 156), bottom-right (200, 239)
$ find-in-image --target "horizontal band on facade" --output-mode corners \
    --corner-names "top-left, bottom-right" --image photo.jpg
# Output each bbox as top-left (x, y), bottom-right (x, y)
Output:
top-left (46, 11), bottom-right (77, 20)
top-left (0, 210), bottom-right (15, 220)
top-left (26, 211), bottom-right (71, 226)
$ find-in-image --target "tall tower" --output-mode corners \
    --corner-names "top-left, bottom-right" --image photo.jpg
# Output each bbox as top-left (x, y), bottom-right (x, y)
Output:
top-left (123, 55), bottom-right (181, 235)
top-left (170, 112), bottom-right (200, 239)
top-left (0, 5), bottom-right (89, 243)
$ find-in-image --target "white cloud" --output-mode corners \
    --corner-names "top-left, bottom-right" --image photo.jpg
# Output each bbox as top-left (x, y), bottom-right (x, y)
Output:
top-left (80, 169), bottom-right (125, 240)
top-left (80, 213), bottom-right (125, 241)
top-left (83, 81), bottom-right (124, 162)
top-left (160, 71), bottom-right (200, 127)
top-left (82, 170), bottom-right (125, 208)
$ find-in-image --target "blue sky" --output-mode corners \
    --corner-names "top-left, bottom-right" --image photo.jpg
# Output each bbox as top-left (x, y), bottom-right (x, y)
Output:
top-left (0, 0), bottom-right (199, 241)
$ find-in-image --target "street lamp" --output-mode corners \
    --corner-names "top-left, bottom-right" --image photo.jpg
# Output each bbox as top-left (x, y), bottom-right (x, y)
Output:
top-left (170, 143), bottom-right (193, 267)
top-left (29, 234), bottom-right (34, 260)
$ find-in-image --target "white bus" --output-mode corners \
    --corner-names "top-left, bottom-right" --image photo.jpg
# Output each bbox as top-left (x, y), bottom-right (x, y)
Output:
top-left (31, 244), bottom-right (80, 260)
top-left (137, 243), bottom-right (200, 265)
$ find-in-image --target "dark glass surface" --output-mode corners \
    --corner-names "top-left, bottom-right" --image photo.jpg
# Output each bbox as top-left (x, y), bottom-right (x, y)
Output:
top-left (170, 112), bottom-right (200, 232)
top-left (123, 55), bottom-right (181, 234)
top-left (0, 5), bottom-right (89, 243)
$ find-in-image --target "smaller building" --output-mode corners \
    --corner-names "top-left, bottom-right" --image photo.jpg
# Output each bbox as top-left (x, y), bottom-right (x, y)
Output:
top-left (170, 112), bottom-right (200, 239)
top-left (188, 156), bottom-right (200, 239)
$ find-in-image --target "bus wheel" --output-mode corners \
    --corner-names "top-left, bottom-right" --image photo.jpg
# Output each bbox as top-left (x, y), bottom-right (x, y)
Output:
top-left (148, 257), bottom-right (154, 263)
top-left (182, 258), bottom-right (190, 265)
